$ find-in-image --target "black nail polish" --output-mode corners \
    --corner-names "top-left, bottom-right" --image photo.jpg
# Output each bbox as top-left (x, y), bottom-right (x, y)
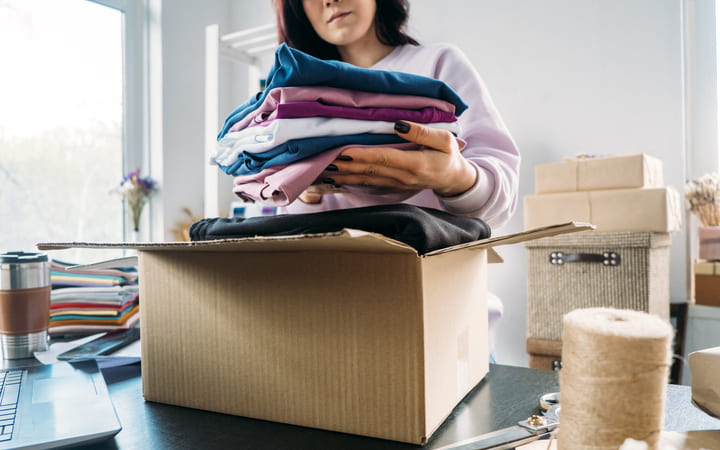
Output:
top-left (394, 120), bottom-right (410, 133)
top-left (326, 164), bottom-right (338, 171)
top-left (337, 155), bottom-right (353, 162)
top-left (321, 178), bottom-right (335, 184)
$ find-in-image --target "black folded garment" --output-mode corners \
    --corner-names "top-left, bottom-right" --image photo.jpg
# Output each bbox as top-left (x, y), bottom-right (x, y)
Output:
top-left (189, 204), bottom-right (491, 255)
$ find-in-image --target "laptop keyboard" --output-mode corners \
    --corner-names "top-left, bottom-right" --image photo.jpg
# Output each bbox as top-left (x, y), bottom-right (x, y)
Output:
top-left (0, 370), bottom-right (22, 442)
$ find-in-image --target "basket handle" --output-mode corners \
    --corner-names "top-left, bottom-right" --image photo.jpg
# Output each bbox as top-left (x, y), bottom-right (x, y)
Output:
top-left (549, 251), bottom-right (621, 266)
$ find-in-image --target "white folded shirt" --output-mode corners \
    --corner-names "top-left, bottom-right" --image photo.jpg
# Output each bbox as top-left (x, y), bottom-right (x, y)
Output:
top-left (212, 117), bottom-right (461, 167)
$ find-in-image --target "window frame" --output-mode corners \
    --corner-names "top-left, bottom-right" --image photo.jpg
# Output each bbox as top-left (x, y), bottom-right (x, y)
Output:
top-left (91, 0), bottom-right (156, 241)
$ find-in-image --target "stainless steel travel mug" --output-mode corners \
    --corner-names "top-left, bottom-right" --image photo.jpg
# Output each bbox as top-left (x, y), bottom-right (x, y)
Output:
top-left (0, 251), bottom-right (51, 359)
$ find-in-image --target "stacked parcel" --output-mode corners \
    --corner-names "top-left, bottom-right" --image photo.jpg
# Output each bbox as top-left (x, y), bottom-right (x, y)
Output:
top-left (523, 154), bottom-right (680, 370)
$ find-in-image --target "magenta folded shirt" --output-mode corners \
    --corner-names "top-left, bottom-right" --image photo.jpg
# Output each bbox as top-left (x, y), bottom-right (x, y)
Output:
top-left (262, 102), bottom-right (456, 125)
top-left (228, 86), bottom-right (458, 133)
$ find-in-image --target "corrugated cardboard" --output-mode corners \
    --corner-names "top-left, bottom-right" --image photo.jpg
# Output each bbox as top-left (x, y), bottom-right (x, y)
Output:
top-left (693, 273), bottom-right (719, 306)
top-left (37, 222), bottom-right (592, 444)
top-left (534, 154), bottom-right (664, 194)
top-left (523, 187), bottom-right (681, 232)
top-left (694, 261), bottom-right (720, 307)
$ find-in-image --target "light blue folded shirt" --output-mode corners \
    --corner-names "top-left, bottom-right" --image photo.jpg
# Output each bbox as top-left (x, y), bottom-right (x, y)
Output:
top-left (217, 44), bottom-right (468, 140)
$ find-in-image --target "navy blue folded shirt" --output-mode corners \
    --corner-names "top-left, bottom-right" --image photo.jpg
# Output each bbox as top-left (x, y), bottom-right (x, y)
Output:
top-left (189, 204), bottom-right (491, 255)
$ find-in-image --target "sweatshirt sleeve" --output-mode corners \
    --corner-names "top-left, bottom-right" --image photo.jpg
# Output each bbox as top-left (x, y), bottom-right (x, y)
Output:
top-left (432, 44), bottom-right (520, 228)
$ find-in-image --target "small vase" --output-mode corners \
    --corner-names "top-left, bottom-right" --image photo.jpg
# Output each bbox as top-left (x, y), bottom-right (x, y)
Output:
top-left (698, 225), bottom-right (720, 260)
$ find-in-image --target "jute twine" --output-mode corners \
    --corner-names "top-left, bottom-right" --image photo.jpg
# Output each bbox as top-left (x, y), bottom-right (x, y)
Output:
top-left (558, 308), bottom-right (674, 450)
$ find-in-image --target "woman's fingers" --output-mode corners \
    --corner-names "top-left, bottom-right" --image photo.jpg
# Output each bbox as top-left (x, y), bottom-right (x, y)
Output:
top-left (312, 121), bottom-right (475, 196)
top-left (393, 120), bottom-right (459, 154)
top-left (327, 146), bottom-right (428, 188)
top-left (298, 184), bottom-right (348, 204)
top-left (336, 146), bottom-right (421, 175)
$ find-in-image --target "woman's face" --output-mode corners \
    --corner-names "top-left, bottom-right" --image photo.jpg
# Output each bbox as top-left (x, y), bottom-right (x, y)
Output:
top-left (302, 0), bottom-right (378, 48)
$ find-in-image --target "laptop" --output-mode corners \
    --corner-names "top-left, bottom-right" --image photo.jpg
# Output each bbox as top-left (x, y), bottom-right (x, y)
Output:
top-left (0, 359), bottom-right (121, 449)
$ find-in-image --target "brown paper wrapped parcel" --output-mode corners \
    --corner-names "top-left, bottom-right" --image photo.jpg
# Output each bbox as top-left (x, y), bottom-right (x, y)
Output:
top-left (535, 154), bottom-right (664, 194)
top-left (524, 187), bottom-right (681, 232)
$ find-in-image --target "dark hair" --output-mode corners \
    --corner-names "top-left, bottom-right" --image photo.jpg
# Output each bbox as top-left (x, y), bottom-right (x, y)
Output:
top-left (274, 0), bottom-right (419, 61)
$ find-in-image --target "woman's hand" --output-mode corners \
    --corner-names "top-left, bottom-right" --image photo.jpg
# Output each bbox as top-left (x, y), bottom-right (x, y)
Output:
top-left (299, 120), bottom-right (477, 204)
top-left (298, 184), bottom-right (347, 204)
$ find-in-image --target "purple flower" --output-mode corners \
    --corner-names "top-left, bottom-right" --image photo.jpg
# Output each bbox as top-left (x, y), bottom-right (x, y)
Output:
top-left (122, 168), bottom-right (141, 185)
top-left (112, 168), bottom-right (159, 232)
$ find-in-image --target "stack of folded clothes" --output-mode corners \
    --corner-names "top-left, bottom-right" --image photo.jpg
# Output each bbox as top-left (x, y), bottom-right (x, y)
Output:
top-left (49, 259), bottom-right (140, 336)
top-left (210, 44), bottom-right (468, 206)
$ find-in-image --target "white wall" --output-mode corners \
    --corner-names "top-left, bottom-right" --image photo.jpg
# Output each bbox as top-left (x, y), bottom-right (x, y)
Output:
top-left (408, 0), bottom-right (687, 366)
top-left (157, 0), bottom-right (275, 229)
top-left (156, 0), bottom-right (714, 367)
top-left (157, 0), bottom-right (236, 237)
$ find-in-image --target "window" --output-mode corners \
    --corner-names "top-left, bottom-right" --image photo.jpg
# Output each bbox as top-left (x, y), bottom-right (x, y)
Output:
top-left (0, 0), bottom-right (139, 262)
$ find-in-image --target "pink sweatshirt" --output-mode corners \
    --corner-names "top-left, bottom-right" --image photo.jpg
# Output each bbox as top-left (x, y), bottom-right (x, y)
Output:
top-left (280, 43), bottom-right (520, 229)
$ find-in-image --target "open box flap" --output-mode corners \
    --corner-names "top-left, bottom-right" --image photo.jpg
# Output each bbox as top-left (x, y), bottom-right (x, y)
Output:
top-left (487, 248), bottom-right (503, 263)
top-left (38, 222), bottom-right (595, 259)
top-left (423, 221), bottom-right (596, 256)
top-left (37, 229), bottom-right (418, 255)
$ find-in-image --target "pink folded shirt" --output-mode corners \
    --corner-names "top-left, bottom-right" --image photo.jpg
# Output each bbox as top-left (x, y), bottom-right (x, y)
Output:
top-left (228, 86), bottom-right (458, 133)
top-left (233, 143), bottom-right (422, 206)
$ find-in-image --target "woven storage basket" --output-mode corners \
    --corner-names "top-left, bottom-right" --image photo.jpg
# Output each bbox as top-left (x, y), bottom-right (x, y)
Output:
top-left (525, 231), bottom-right (671, 341)
top-left (526, 338), bottom-right (562, 371)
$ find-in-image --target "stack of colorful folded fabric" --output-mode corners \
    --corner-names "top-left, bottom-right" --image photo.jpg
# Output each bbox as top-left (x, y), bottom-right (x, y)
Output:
top-left (49, 259), bottom-right (139, 336)
top-left (210, 43), bottom-right (468, 206)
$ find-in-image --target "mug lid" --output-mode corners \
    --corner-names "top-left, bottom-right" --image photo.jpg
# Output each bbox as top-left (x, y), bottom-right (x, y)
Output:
top-left (0, 251), bottom-right (49, 264)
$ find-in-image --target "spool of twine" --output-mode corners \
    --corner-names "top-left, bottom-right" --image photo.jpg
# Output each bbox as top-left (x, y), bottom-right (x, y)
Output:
top-left (558, 308), bottom-right (674, 450)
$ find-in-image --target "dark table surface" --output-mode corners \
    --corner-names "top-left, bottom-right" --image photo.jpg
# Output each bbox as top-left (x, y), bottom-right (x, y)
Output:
top-left (76, 363), bottom-right (720, 450)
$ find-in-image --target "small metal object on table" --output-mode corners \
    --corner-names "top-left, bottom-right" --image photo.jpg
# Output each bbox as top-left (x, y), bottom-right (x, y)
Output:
top-left (433, 391), bottom-right (560, 450)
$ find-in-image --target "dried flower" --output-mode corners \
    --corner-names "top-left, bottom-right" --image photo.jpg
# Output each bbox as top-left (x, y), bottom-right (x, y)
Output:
top-left (685, 173), bottom-right (720, 227)
top-left (171, 207), bottom-right (202, 242)
top-left (111, 168), bottom-right (158, 232)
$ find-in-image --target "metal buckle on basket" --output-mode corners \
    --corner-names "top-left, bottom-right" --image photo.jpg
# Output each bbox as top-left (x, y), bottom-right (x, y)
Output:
top-left (602, 252), bottom-right (620, 266)
top-left (549, 251), bottom-right (621, 266)
top-left (550, 252), bottom-right (564, 265)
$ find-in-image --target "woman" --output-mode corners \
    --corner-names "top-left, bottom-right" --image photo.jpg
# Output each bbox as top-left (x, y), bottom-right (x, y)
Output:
top-left (274, 0), bottom-right (519, 230)
top-left (274, 0), bottom-right (518, 360)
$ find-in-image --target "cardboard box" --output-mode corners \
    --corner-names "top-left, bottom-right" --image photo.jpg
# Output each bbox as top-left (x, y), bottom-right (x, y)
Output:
top-left (534, 154), bottom-right (664, 194)
top-left (37, 222), bottom-right (590, 444)
top-left (698, 226), bottom-right (720, 260)
top-left (523, 187), bottom-right (681, 232)
top-left (694, 261), bottom-right (720, 307)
